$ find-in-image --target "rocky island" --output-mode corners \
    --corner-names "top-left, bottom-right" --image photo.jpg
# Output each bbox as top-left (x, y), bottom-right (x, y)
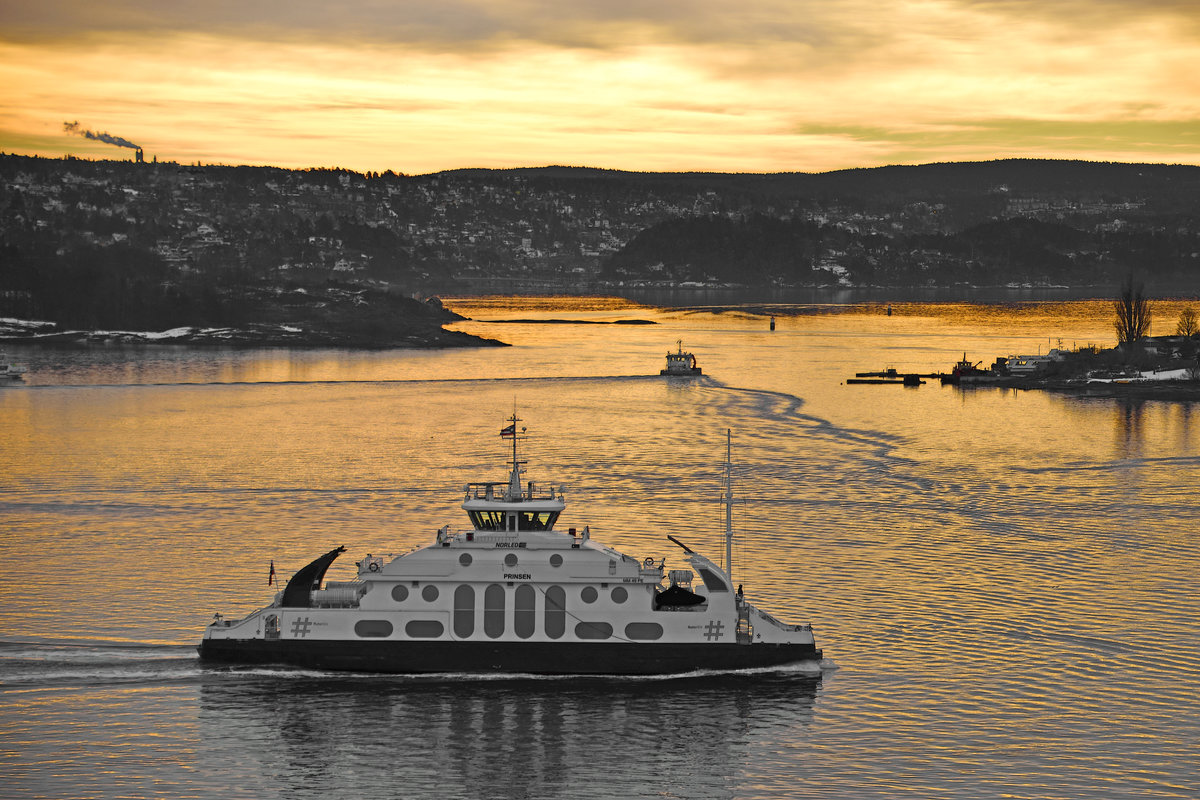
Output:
top-left (0, 287), bottom-right (506, 349)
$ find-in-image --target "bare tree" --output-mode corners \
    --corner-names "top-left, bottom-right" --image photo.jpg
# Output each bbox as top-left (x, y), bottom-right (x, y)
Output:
top-left (1177, 306), bottom-right (1198, 337)
top-left (1179, 307), bottom-right (1200, 376)
top-left (1114, 273), bottom-right (1151, 349)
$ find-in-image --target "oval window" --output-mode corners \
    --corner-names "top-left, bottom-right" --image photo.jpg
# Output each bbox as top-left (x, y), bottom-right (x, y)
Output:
top-left (354, 620), bottom-right (393, 638)
top-left (580, 586), bottom-right (598, 604)
top-left (545, 585), bottom-right (566, 640)
top-left (625, 622), bottom-right (663, 640)
top-left (405, 620), bottom-right (444, 638)
top-left (422, 585), bottom-right (440, 602)
top-left (454, 585), bottom-right (475, 639)
top-left (611, 587), bottom-right (628, 603)
top-left (575, 621), bottom-right (613, 640)
top-left (459, 553), bottom-right (473, 566)
top-left (515, 585), bottom-right (536, 639)
top-left (391, 585), bottom-right (409, 602)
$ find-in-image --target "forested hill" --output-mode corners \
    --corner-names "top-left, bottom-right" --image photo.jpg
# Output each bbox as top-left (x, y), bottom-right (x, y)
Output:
top-left (2, 154), bottom-right (1198, 338)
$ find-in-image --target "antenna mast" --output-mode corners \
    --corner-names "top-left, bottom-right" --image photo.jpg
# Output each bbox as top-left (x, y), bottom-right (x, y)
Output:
top-left (501, 410), bottom-right (526, 500)
top-left (722, 428), bottom-right (734, 582)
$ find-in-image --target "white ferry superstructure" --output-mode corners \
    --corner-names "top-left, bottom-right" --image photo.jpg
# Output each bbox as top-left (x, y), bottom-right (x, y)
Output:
top-left (198, 418), bottom-right (822, 675)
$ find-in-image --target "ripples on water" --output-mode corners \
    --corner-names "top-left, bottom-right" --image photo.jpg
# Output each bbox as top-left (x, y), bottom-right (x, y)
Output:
top-left (2, 298), bottom-right (1198, 798)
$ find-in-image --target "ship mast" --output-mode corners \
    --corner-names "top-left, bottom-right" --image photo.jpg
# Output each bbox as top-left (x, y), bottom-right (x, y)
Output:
top-left (722, 428), bottom-right (734, 582)
top-left (502, 411), bottom-right (526, 500)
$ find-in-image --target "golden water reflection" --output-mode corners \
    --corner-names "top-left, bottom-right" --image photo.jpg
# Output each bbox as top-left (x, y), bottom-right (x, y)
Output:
top-left (198, 674), bottom-right (821, 800)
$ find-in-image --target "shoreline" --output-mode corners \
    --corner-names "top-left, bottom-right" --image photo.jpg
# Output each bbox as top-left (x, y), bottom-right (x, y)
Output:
top-left (0, 324), bottom-right (508, 350)
top-left (949, 376), bottom-right (1200, 401)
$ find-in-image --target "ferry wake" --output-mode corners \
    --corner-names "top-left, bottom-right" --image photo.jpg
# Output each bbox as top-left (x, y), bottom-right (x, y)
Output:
top-left (198, 417), bottom-right (822, 675)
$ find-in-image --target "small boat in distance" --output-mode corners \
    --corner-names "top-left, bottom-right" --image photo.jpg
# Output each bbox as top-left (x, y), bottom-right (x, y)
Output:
top-left (661, 340), bottom-right (702, 376)
top-left (198, 417), bottom-right (822, 675)
top-left (1, 353), bottom-right (27, 381)
top-left (940, 353), bottom-right (998, 385)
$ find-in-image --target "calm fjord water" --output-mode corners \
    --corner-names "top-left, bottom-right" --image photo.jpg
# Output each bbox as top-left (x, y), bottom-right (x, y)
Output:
top-left (2, 298), bottom-right (1198, 799)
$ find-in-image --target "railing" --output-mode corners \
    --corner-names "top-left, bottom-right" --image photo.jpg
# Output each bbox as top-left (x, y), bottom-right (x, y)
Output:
top-left (464, 482), bottom-right (562, 502)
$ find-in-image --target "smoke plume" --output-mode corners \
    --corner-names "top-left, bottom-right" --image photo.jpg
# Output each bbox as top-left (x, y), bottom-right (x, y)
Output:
top-left (63, 121), bottom-right (140, 150)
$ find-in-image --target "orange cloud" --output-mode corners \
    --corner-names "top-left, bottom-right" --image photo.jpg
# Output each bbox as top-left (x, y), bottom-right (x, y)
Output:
top-left (1, 1), bottom-right (1197, 172)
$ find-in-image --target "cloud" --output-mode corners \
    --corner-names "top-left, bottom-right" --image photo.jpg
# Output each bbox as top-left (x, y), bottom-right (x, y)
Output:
top-left (2, 1), bottom-right (1198, 172)
top-left (3, 0), bottom-right (1197, 48)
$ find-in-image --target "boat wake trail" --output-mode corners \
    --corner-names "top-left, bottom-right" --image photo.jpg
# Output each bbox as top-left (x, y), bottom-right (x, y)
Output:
top-left (698, 380), bottom-right (932, 495)
top-left (26, 374), bottom-right (666, 390)
top-left (0, 639), bottom-right (201, 689)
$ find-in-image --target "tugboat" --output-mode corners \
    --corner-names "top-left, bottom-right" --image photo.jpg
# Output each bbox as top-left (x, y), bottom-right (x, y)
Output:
top-left (198, 417), bottom-right (822, 675)
top-left (661, 340), bottom-right (702, 376)
top-left (940, 353), bottom-right (1005, 385)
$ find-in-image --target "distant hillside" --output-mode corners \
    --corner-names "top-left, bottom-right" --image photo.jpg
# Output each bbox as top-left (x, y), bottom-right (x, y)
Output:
top-left (1, 154), bottom-right (1198, 342)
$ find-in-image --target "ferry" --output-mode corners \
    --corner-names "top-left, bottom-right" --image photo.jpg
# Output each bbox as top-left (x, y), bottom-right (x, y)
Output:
top-left (661, 340), bottom-right (702, 376)
top-left (198, 418), bottom-right (822, 675)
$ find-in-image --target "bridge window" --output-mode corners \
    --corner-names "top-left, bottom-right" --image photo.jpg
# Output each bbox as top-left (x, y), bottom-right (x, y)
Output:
top-left (468, 511), bottom-right (507, 531)
top-left (517, 511), bottom-right (559, 531)
top-left (468, 510), bottom-right (559, 531)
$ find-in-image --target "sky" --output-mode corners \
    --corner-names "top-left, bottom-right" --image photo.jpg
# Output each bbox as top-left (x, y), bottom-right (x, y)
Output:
top-left (1, 0), bottom-right (1198, 175)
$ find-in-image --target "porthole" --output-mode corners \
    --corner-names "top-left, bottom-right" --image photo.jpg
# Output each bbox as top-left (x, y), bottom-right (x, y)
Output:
top-left (611, 586), bottom-right (628, 603)
top-left (504, 553), bottom-right (519, 567)
top-left (422, 585), bottom-right (440, 602)
top-left (580, 586), bottom-right (598, 604)
top-left (459, 553), bottom-right (473, 567)
top-left (549, 553), bottom-right (563, 567)
top-left (391, 584), bottom-right (409, 602)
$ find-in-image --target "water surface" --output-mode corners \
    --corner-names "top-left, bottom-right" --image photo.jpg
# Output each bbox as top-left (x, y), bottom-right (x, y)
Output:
top-left (2, 298), bottom-right (1197, 798)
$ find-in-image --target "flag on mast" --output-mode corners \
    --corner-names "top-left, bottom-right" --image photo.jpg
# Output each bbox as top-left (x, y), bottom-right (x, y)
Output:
top-left (500, 423), bottom-right (516, 438)
top-left (268, 560), bottom-right (276, 586)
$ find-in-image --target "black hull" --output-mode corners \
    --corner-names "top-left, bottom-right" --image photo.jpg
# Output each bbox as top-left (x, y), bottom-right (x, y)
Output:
top-left (198, 638), bottom-right (821, 675)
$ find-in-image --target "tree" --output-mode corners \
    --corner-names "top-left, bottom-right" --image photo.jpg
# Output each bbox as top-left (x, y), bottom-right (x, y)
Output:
top-left (1114, 273), bottom-right (1151, 349)
top-left (1177, 306), bottom-right (1198, 337)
